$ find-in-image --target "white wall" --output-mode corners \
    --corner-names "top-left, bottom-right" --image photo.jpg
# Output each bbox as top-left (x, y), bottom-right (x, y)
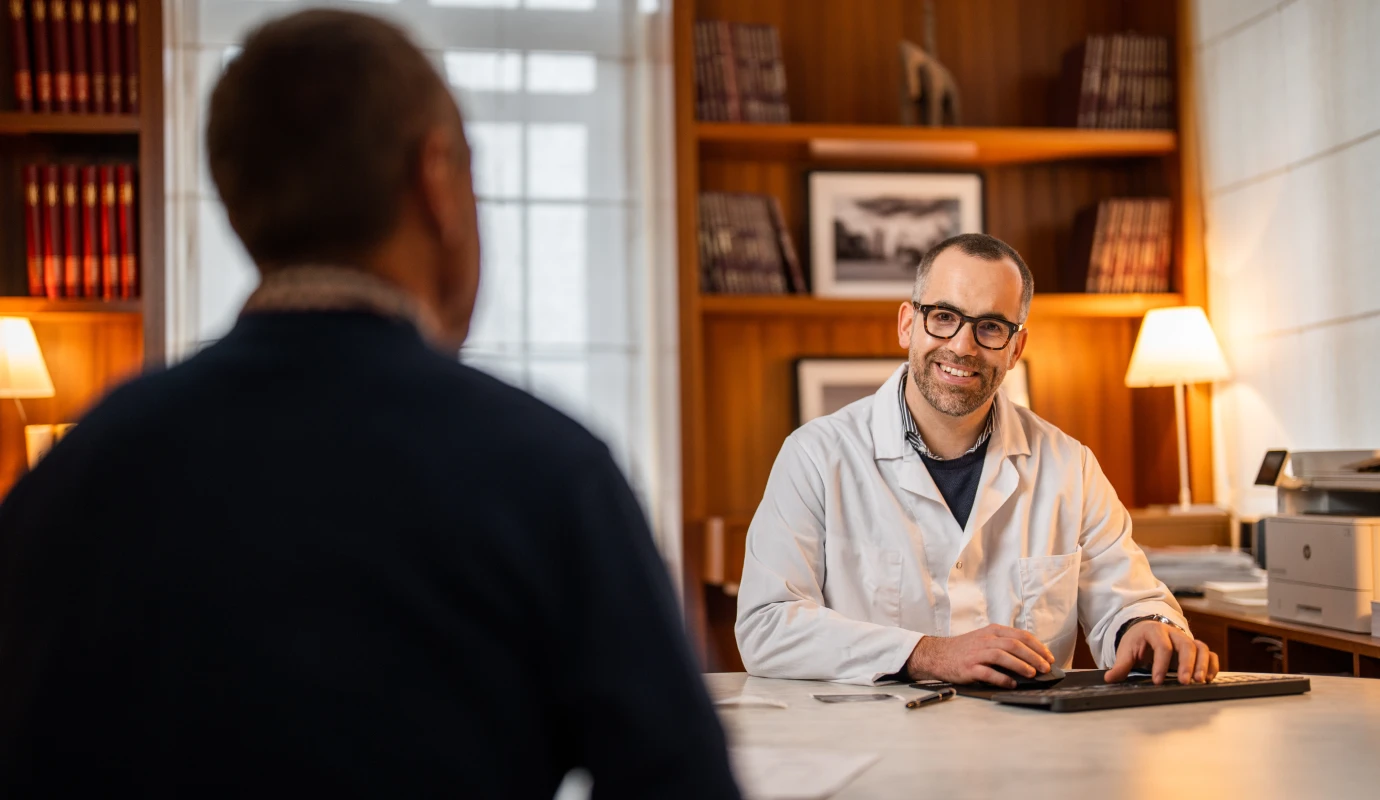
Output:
top-left (1194, 0), bottom-right (1380, 516)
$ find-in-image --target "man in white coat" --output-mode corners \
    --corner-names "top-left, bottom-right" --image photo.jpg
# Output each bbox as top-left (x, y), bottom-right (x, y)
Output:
top-left (736, 233), bottom-right (1220, 688)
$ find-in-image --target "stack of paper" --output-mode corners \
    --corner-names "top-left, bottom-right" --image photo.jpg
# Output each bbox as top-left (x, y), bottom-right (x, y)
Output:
top-left (1142, 546), bottom-right (1266, 594)
top-left (1203, 580), bottom-right (1268, 608)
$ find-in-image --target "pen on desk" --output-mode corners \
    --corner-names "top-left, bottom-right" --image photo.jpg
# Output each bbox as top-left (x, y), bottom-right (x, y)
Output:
top-left (905, 687), bottom-right (956, 709)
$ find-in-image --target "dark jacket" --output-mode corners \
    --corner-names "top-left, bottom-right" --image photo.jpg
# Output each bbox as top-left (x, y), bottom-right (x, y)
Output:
top-left (0, 311), bottom-right (740, 799)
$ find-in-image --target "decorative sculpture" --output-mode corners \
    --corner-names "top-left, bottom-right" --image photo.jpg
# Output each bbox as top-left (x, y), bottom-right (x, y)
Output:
top-left (898, 1), bottom-right (960, 126)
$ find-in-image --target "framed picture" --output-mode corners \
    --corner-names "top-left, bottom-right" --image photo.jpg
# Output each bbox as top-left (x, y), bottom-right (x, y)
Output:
top-left (796, 359), bottom-right (903, 425)
top-left (808, 171), bottom-right (984, 298)
top-left (795, 358), bottom-right (1032, 426)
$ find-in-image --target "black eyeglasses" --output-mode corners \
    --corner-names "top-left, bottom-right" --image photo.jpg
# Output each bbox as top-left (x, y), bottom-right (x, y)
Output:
top-left (914, 303), bottom-right (1024, 351)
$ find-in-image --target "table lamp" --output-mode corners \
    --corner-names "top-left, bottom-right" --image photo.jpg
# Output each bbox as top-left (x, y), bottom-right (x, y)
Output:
top-left (1125, 306), bottom-right (1229, 512)
top-left (0, 318), bottom-right (56, 466)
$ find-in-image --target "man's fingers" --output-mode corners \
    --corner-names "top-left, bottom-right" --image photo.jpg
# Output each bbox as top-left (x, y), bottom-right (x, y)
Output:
top-left (1206, 650), bottom-right (1221, 683)
top-left (992, 625), bottom-right (1055, 663)
top-left (972, 665), bottom-right (1017, 688)
top-left (985, 648), bottom-right (1039, 678)
top-left (1191, 641), bottom-right (1210, 683)
top-left (997, 638), bottom-right (1052, 673)
top-left (1173, 631), bottom-right (1198, 684)
top-left (1150, 629), bottom-right (1174, 684)
top-left (1104, 638), bottom-right (1139, 683)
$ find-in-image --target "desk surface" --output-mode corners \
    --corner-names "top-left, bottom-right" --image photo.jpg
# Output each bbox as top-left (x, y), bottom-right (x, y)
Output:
top-left (707, 672), bottom-right (1380, 799)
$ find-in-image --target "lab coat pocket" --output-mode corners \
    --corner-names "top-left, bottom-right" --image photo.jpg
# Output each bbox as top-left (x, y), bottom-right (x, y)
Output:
top-left (1016, 550), bottom-right (1081, 654)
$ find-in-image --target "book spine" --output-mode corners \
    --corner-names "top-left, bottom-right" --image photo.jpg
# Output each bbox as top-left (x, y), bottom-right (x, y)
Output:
top-left (50, 0), bottom-right (69, 111)
top-left (10, 0), bottom-right (31, 110)
top-left (103, 0), bottom-right (118, 111)
top-left (1076, 36), bottom-right (1104, 128)
top-left (81, 164), bottom-right (98, 296)
top-left (62, 163), bottom-right (79, 296)
top-left (99, 163), bottom-right (116, 298)
top-left (766, 194), bottom-right (805, 293)
top-left (31, 0), bottom-right (51, 111)
top-left (41, 164), bottom-right (60, 299)
top-left (716, 21), bottom-right (740, 122)
top-left (116, 162), bottom-right (135, 297)
top-left (1085, 201), bottom-right (1110, 293)
top-left (87, 0), bottom-right (102, 111)
top-left (121, 0), bottom-right (133, 111)
top-left (24, 164), bottom-right (43, 296)
top-left (68, 0), bottom-right (85, 111)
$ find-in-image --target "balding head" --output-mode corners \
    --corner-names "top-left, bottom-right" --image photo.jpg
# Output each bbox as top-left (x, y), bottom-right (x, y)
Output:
top-left (207, 10), bottom-right (462, 271)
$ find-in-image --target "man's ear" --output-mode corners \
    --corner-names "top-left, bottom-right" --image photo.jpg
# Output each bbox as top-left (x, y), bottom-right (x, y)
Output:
top-left (1007, 328), bottom-right (1028, 365)
top-left (417, 124), bottom-right (464, 248)
top-left (898, 301), bottom-right (917, 349)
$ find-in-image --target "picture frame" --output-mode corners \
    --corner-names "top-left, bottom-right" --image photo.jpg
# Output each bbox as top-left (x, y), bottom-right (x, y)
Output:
top-left (808, 171), bottom-right (984, 298)
top-left (795, 357), bottom-right (1031, 426)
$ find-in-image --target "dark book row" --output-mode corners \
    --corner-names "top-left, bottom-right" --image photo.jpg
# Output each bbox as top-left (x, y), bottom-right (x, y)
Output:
top-left (1060, 32), bottom-right (1173, 130)
top-left (23, 160), bottom-right (138, 299)
top-left (8, 0), bottom-right (139, 114)
top-left (693, 21), bottom-right (789, 124)
top-left (1063, 197), bottom-right (1173, 294)
top-left (698, 191), bottom-right (804, 295)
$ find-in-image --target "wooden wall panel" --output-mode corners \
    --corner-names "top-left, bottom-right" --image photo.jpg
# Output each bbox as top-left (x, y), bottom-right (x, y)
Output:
top-left (0, 316), bottom-right (144, 494)
top-left (693, 0), bottom-right (1178, 127)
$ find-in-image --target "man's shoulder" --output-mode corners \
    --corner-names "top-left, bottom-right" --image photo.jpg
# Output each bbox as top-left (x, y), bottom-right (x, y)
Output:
top-left (787, 395), bottom-right (877, 461)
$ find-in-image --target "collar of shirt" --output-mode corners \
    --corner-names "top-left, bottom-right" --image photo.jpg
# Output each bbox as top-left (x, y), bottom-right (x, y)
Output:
top-left (897, 370), bottom-right (995, 461)
top-left (240, 265), bottom-right (442, 343)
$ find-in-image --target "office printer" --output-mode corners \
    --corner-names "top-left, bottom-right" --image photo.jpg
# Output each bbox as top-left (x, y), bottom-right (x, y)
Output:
top-left (1257, 450), bottom-right (1380, 633)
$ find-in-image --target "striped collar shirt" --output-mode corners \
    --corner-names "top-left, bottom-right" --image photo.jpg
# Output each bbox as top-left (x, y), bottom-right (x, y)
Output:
top-left (898, 370), bottom-right (995, 461)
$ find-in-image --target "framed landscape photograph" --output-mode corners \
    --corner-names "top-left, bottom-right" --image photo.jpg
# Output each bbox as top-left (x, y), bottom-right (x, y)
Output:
top-left (808, 171), bottom-right (984, 298)
top-left (796, 357), bottom-right (1031, 426)
top-left (796, 359), bottom-right (903, 425)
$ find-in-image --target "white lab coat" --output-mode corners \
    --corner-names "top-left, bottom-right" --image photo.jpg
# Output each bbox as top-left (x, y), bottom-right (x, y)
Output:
top-left (735, 365), bottom-right (1186, 685)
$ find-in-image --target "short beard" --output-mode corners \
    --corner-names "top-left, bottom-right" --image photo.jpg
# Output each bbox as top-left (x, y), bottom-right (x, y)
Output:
top-left (911, 347), bottom-right (1003, 418)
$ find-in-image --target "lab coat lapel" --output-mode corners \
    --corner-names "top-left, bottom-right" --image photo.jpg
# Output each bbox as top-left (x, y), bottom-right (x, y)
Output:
top-left (965, 392), bottom-right (1032, 543)
top-left (868, 365), bottom-right (947, 506)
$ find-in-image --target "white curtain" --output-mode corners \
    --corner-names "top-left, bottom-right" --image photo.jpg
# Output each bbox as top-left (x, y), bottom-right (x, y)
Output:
top-left (162, 0), bottom-right (681, 580)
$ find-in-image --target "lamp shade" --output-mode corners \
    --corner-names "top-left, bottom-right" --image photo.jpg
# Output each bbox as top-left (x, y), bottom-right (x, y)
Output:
top-left (1125, 306), bottom-right (1230, 388)
top-left (0, 317), bottom-right (54, 398)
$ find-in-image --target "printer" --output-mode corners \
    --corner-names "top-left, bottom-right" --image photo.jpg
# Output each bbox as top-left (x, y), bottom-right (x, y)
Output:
top-left (1258, 450), bottom-right (1380, 633)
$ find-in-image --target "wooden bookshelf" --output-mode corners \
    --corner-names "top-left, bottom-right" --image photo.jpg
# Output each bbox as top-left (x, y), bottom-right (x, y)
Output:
top-left (0, 0), bottom-right (164, 497)
top-left (697, 123), bottom-right (1178, 164)
top-left (675, 0), bottom-right (1214, 671)
top-left (699, 292), bottom-right (1185, 318)
top-left (0, 112), bottom-right (141, 135)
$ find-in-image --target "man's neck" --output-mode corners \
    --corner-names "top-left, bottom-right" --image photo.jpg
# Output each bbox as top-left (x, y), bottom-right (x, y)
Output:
top-left (904, 373), bottom-right (993, 460)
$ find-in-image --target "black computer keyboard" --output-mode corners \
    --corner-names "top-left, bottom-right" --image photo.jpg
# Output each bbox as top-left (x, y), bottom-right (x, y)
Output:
top-left (993, 673), bottom-right (1310, 712)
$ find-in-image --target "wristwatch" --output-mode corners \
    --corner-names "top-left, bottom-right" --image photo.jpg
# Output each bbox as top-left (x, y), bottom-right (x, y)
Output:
top-left (1114, 614), bottom-right (1185, 652)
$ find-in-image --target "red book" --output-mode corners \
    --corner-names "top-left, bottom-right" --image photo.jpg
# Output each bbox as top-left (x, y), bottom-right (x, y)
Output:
top-left (49, 0), bottom-right (70, 111)
top-left (41, 164), bottom-right (60, 299)
top-left (69, 0), bottom-right (86, 111)
top-left (61, 164), bottom-right (79, 296)
top-left (116, 162), bottom-right (135, 297)
top-left (121, 0), bottom-right (133, 112)
top-left (23, 164), bottom-right (43, 296)
top-left (87, 0), bottom-right (103, 112)
top-left (81, 165), bottom-right (98, 296)
top-left (98, 163), bottom-right (116, 298)
top-left (10, 0), bottom-right (32, 110)
top-left (31, 0), bottom-right (51, 111)
top-left (103, 0), bottom-right (118, 111)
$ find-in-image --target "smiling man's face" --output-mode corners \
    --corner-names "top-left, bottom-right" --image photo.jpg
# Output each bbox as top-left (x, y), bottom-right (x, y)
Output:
top-left (901, 247), bottom-right (1027, 418)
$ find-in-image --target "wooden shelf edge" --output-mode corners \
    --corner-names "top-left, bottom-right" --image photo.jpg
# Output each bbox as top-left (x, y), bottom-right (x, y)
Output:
top-left (699, 293), bottom-right (1183, 319)
top-left (0, 112), bottom-right (141, 135)
top-left (0, 298), bottom-right (142, 316)
top-left (696, 123), bottom-right (1177, 165)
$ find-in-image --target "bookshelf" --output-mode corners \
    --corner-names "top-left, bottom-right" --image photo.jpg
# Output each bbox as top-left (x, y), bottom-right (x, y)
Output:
top-left (0, 0), bottom-right (163, 497)
top-left (675, 0), bottom-right (1213, 670)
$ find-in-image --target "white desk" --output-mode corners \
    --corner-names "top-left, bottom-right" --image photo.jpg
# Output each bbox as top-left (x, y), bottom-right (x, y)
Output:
top-left (707, 672), bottom-right (1380, 799)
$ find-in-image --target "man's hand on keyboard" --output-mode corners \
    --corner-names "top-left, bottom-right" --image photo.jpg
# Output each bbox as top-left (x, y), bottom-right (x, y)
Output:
top-left (1105, 621), bottom-right (1219, 685)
